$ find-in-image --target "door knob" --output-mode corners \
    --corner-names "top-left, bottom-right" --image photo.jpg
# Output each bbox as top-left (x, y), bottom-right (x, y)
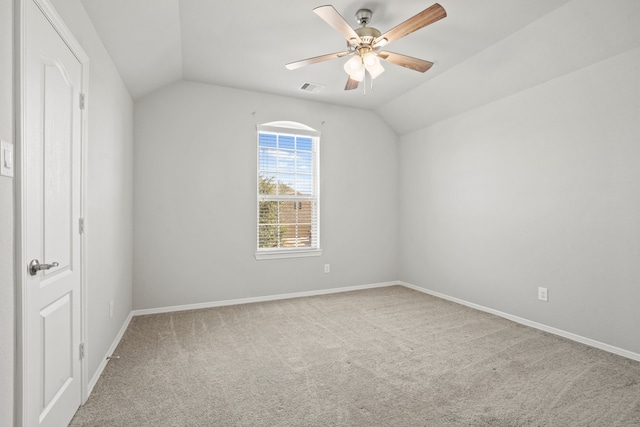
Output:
top-left (28, 259), bottom-right (59, 276)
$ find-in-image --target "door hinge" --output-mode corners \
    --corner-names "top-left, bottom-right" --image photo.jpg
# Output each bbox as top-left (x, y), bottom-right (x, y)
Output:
top-left (79, 343), bottom-right (86, 360)
top-left (79, 218), bottom-right (85, 234)
top-left (79, 93), bottom-right (86, 110)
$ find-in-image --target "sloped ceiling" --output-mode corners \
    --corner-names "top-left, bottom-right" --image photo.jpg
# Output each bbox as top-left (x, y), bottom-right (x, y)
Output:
top-left (379, 0), bottom-right (640, 134)
top-left (80, 0), bottom-right (569, 106)
top-left (79, 0), bottom-right (640, 134)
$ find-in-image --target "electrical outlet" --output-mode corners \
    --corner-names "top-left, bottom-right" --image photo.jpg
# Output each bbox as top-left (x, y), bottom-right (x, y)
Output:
top-left (324, 264), bottom-right (330, 274)
top-left (109, 301), bottom-right (114, 318)
top-left (538, 287), bottom-right (548, 302)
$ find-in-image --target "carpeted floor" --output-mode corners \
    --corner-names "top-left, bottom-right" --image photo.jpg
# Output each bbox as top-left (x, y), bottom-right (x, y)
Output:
top-left (70, 286), bottom-right (640, 426)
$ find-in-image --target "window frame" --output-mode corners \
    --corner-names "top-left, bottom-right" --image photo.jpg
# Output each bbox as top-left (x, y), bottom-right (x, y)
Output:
top-left (255, 122), bottom-right (322, 260)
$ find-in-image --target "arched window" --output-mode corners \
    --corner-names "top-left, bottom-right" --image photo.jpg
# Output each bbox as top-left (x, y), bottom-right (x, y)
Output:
top-left (256, 121), bottom-right (321, 259)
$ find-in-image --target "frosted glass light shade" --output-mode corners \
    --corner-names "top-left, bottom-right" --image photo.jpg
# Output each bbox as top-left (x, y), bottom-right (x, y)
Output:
top-left (362, 52), bottom-right (385, 79)
top-left (350, 66), bottom-right (365, 81)
top-left (363, 52), bottom-right (378, 67)
top-left (366, 61), bottom-right (385, 79)
top-left (344, 56), bottom-right (365, 81)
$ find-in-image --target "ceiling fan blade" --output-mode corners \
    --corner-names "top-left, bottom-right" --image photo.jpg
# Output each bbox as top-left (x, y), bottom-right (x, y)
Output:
top-left (344, 77), bottom-right (359, 90)
top-left (374, 3), bottom-right (446, 46)
top-left (378, 51), bottom-right (434, 73)
top-left (286, 51), bottom-right (352, 70)
top-left (314, 5), bottom-right (363, 46)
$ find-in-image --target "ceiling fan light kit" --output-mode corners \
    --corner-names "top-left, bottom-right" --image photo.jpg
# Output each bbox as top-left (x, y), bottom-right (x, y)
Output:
top-left (343, 49), bottom-right (384, 82)
top-left (285, 3), bottom-right (447, 92)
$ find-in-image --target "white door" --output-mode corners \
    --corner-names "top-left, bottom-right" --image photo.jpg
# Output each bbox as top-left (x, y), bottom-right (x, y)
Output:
top-left (23, 0), bottom-right (85, 425)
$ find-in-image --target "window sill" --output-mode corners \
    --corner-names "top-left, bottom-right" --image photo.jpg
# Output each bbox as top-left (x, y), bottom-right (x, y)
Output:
top-left (255, 249), bottom-right (323, 260)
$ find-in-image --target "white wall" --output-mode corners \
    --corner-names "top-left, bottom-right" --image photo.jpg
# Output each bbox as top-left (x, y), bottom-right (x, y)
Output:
top-left (0, 0), bottom-right (14, 424)
top-left (399, 42), bottom-right (640, 355)
top-left (50, 0), bottom-right (134, 383)
top-left (133, 81), bottom-right (398, 309)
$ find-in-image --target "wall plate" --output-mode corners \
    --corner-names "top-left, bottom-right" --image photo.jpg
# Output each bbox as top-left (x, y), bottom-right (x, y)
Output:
top-left (538, 286), bottom-right (548, 302)
top-left (1, 140), bottom-right (14, 178)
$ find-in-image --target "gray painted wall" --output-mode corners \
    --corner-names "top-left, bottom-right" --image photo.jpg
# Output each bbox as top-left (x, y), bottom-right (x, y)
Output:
top-left (399, 45), bottom-right (640, 354)
top-left (0, 0), bottom-right (14, 424)
top-left (133, 81), bottom-right (399, 310)
top-left (50, 0), bottom-right (134, 385)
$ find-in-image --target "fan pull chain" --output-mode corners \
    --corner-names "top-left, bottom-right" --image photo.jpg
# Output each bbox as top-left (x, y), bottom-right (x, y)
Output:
top-left (363, 72), bottom-right (367, 96)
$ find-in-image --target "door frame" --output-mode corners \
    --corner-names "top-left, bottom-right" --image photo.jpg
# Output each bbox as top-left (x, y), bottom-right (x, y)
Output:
top-left (14, 0), bottom-right (90, 424)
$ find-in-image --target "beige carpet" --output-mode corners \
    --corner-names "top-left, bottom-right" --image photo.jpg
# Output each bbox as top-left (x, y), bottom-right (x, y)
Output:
top-left (70, 286), bottom-right (640, 426)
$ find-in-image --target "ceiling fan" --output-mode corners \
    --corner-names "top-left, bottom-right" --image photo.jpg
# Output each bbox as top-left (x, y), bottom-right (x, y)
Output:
top-left (286, 3), bottom-right (447, 91)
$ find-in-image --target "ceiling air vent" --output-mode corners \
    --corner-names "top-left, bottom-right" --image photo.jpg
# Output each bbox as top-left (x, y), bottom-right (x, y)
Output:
top-left (299, 82), bottom-right (325, 93)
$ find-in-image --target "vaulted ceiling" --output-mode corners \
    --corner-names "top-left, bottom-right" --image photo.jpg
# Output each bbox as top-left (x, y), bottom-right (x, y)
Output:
top-left (80, 0), bottom-right (571, 112)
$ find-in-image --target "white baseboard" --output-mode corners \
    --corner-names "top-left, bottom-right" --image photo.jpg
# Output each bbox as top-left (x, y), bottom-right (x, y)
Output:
top-left (131, 281), bottom-right (399, 316)
top-left (86, 282), bottom-right (396, 398)
top-left (86, 311), bottom-right (134, 398)
top-left (400, 281), bottom-right (640, 363)
top-left (89, 279), bottom-right (638, 399)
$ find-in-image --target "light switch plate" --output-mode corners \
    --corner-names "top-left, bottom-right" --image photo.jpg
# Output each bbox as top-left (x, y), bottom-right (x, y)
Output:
top-left (1, 140), bottom-right (14, 178)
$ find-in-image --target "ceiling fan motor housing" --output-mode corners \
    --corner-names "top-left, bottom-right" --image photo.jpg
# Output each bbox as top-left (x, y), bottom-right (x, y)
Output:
top-left (355, 26), bottom-right (381, 43)
top-left (348, 26), bottom-right (382, 51)
top-left (354, 9), bottom-right (381, 46)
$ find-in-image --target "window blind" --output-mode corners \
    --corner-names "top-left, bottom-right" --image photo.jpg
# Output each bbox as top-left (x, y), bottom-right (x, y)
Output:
top-left (256, 124), bottom-right (320, 256)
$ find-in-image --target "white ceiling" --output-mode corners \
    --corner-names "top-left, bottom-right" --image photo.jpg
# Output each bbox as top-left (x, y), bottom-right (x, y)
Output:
top-left (80, 0), bottom-right (571, 110)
